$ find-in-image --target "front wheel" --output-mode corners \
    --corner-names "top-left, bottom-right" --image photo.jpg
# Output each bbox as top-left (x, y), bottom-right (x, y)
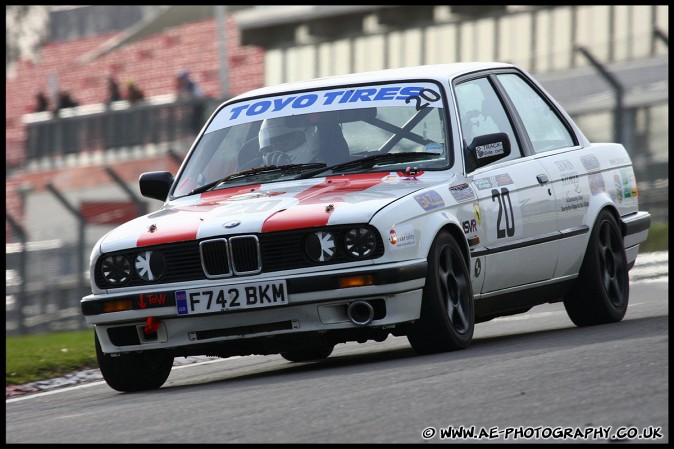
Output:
top-left (564, 210), bottom-right (629, 326)
top-left (95, 331), bottom-right (174, 392)
top-left (407, 230), bottom-right (474, 354)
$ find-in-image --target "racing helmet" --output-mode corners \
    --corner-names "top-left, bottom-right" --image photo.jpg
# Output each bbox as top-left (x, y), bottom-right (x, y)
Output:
top-left (258, 117), bottom-right (320, 165)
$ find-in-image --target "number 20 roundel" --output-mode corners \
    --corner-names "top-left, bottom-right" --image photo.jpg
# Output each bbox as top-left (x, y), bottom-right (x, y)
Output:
top-left (486, 187), bottom-right (522, 240)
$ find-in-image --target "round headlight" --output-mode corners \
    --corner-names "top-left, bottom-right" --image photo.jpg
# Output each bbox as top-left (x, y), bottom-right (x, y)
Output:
top-left (134, 250), bottom-right (166, 281)
top-left (100, 255), bottom-right (132, 285)
top-left (306, 231), bottom-right (336, 262)
top-left (344, 227), bottom-right (376, 258)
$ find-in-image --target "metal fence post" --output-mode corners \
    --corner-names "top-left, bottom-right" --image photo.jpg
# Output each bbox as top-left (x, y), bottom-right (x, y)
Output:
top-left (5, 212), bottom-right (28, 335)
top-left (575, 46), bottom-right (624, 145)
top-left (104, 166), bottom-right (147, 216)
top-left (45, 183), bottom-right (87, 329)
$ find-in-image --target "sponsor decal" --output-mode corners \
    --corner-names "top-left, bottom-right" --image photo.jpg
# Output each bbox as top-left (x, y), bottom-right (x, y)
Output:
top-left (561, 192), bottom-right (589, 212)
top-left (414, 190), bottom-right (445, 211)
top-left (588, 173), bottom-right (605, 195)
top-left (473, 203), bottom-right (481, 225)
top-left (609, 156), bottom-right (630, 166)
top-left (474, 258), bottom-right (481, 278)
top-left (554, 159), bottom-right (575, 172)
top-left (560, 172), bottom-right (581, 193)
top-left (476, 142), bottom-right (504, 159)
top-left (474, 174), bottom-right (512, 190)
top-left (493, 173), bottom-right (513, 186)
top-left (619, 168), bottom-right (637, 199)
top-left (614, 173), bottom-right (623, 203)
top-left (388, 224), bottom-right (416, 250)
top-left (138, 292), bottom-right (168, 309)
top-left (473, 178), bottom-right (493, 190)
top-left (208, 83), bottom-right (443, 130)
top-left (424, 143), bottom-right (444, 153)
top-left (449, 183), bottom-right (476, 203)
top-left (580, 154), bottom-right (601, 172)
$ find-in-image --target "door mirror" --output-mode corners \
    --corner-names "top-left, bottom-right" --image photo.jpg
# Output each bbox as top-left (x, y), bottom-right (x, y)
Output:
top-left (139, 171), bottom-right (174, 201)
top-left (467, 132), bottom-right (511, 169)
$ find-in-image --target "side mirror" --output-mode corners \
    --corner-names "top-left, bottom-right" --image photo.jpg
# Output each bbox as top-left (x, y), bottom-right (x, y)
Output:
top-left (467, 132), bottom-right (511, 169)
top-left (139, 171), bottom-right (174, 201)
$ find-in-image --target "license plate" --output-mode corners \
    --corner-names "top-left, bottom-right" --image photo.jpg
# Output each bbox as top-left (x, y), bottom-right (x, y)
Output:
top-left (175, 280), bottom-right (287, 316)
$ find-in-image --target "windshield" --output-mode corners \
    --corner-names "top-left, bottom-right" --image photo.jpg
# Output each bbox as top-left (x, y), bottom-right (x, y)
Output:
top-left (173, 81), bottom-right (452, 197)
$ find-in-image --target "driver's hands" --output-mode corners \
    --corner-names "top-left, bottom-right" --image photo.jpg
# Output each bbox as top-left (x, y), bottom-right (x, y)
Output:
top-left (264, 151), bottom-right (292, 166)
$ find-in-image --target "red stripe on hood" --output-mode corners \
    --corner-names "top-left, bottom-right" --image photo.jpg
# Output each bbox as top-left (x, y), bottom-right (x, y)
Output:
top-left (262, 173), bottom-right (384, 232)
top-left (137, 185), bottom-right (261, 247)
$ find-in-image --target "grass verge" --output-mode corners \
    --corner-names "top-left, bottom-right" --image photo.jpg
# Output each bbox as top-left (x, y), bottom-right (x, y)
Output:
top-left (639, 221), bottom-right (668, 253)
top-left (6, 329), bottom-right (98, 386)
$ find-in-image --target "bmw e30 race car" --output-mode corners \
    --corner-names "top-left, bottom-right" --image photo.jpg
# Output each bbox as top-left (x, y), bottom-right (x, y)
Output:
top-left (81, 62), bottom-right (651, 392)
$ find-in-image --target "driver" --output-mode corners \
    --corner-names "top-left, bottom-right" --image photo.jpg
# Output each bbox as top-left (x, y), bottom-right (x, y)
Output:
top-left (258, 116), bottom-right (320, 165)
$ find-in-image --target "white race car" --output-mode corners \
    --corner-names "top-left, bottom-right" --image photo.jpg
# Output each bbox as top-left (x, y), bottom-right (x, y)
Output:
top-left (81, 62), bottom-right (651, 392)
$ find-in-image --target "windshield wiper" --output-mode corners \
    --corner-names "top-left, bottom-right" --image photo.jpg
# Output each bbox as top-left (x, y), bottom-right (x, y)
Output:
top-left (295, 152), bottom-right (442, 179)
top-left (188, 163), bottom-right (327, 195)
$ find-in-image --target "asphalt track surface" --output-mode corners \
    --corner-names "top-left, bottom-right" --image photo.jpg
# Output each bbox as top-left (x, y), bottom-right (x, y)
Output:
top-left (6, 252), bottom-right (668, 444)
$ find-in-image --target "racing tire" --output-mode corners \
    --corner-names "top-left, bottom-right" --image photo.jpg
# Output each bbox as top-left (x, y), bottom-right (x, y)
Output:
top-left (280, 345), bottom-right (334, 362)
top-left (95, 332), bottom-right (173, 392)
top-left (564, 210), bottom-right (629, 326)
top-left (407, 230), bottom-right (475, 355)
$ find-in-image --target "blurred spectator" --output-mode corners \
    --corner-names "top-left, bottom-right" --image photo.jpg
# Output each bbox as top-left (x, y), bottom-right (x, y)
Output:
top-left (106, 75), bottom-right (123, 106)
top-left (176, 69), bottom-right (205, 135)
top-left (126, 80), bottom-right (145, 104)
top-left (175, 69), bottom-right (203, 100)
top-left (54, 90), bottom-right (79, 115)
top-left (34, 90), bottom-right (49, 112)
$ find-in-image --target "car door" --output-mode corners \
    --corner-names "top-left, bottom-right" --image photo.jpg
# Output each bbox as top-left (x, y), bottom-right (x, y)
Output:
top-left (454, 75), bottom-right (559, 294)
top-left (493, 72), bottom-right (587, 280)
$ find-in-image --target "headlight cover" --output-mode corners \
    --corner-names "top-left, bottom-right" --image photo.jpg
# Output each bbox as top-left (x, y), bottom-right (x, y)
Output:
top-left (344, 227), bottom-right (377, 258)
top-left (100, 255), bottom-right (132, 286)
top-left (134, 250), bottom-right (167, 282)
top-left (305, 231), bottom-right (336, 262)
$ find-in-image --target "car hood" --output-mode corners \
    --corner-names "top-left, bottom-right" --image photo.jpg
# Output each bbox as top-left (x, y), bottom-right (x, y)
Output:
top-left (100, 171), bottom-right (453, 253)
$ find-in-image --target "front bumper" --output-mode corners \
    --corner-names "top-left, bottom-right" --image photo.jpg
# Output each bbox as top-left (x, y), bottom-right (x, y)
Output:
top-left (83, 260), bottom-right (427, 354)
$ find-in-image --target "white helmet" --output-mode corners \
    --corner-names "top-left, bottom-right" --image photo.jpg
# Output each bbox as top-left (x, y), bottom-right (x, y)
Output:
top-left (258, 117), bottom-right (320, 165)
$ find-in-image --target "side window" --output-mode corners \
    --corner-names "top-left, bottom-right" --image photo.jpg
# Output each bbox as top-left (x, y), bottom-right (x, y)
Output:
top-left (497, 74), bottom-right (575, 153)
top-left (455, 78), bottom-right (521, 165)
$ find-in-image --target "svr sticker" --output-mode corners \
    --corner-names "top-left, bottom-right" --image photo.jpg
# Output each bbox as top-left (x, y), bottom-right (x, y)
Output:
top-left (388, 224), bottom-right (416, 250)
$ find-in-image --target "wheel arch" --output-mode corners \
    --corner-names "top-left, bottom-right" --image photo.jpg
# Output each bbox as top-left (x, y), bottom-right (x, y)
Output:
top-left (591, 203), bottom-right (621, 234)
top-left (584, 190), bottom-right (622, 237)
top-left (440, 223), bottom-right (471, 269)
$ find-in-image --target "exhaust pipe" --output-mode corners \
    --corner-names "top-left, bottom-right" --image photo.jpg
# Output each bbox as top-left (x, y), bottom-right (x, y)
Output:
top-left (347, 301), bottom-right (374, 326)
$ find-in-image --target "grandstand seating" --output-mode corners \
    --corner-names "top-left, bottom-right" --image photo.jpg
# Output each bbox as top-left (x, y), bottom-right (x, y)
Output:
top-left (5, 15), bottom-right (264, 242)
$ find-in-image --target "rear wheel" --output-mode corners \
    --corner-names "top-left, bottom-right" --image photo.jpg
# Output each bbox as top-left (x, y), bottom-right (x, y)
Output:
top-left (564, 210), bottom-right (629, 326)
top-left (280, 345), bottom-right (334, 362)
top-left (95, 331), bottom-right (173, 392)
top-left (407, 230), bottom-right (474, 354)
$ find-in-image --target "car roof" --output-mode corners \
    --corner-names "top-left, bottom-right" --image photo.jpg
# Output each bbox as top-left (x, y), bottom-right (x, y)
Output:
top-left (231, 62), bottom-right (516, 101)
